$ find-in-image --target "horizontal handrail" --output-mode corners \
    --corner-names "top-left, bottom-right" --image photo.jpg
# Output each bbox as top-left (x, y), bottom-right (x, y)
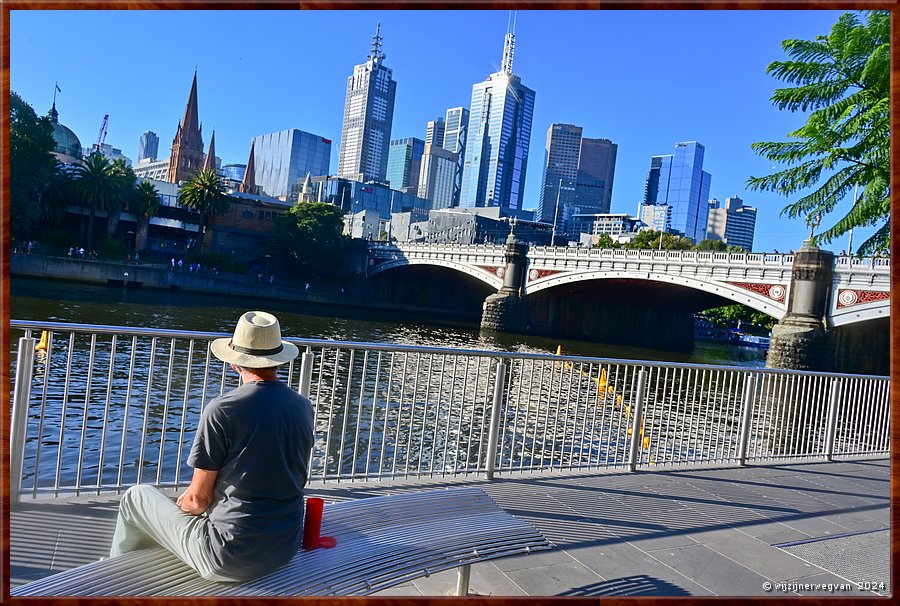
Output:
top-left (10, 320), bottom-right (887, 380)
top-left (9, 321), bottom-right (890, 500)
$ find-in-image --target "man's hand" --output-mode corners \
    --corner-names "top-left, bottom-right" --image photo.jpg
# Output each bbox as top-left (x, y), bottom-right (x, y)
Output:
top-left (177, 468), bottom-right (219, 515)
top-left (176, 488), bottom-right (211, 515)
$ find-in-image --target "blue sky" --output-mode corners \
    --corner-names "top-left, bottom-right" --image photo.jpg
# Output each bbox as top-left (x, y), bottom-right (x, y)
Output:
top-left (10, 9), bottom-right (871, 253)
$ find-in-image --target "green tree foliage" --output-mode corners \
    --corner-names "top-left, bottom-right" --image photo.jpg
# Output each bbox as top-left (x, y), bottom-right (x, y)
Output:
top-left (690, 239), bottom-right (746, 252)
top-left (10, 91), bottom-right (58, 240)
top-left (130, 180), bottom-right (161, 253)
top-left (273, 201), bottom-right (346, 279)
top-left (701, 304), bottom-right (777, 331)
top-left (71, 152), bottom-right (130, 248)
top-left (625, 230), bottom-right (693, 250)
top-left (592, 233), bottom-right (620, 249)
top-left (747, 11), bottom-right (889, 254)
top-left (105, 159), bottom-right (137, 237)
top-left (177, 168), bottom-right (230, 254)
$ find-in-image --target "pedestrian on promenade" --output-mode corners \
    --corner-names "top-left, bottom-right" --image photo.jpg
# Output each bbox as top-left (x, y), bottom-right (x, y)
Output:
top-left (109, 311), bottom-right (315, 582)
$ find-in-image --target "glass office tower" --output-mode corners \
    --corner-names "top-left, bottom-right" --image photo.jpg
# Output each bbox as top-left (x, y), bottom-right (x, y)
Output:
top-left (138, 131), bottom-right (159, 162)
top-left (643, 141), bottom-right (711, 243)
top-left (425, 118), bottom-right (445, 148)
top-left (537, 124), bottom-right (582, 224)
top-left (443, 107), bottom-right (469, 207)
top-left (386, 137), bottom-right (425, 193)
top-left (251, 129), bottom-right (332, 199)
top-left (459, 31), bottom-right (535, 211)
top-left (337, 24), bottom-right (397, 183)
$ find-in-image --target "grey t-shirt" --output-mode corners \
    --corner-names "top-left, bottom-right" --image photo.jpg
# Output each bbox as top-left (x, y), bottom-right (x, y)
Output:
top-left (188, 380), bottom-right (315, 580)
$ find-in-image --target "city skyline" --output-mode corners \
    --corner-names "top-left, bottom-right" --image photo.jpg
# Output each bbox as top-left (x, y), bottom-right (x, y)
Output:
top-left (10, 9), bottom-right (872, 252)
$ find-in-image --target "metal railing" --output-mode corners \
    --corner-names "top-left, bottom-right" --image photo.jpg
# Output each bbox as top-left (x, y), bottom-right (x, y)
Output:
top-left (10, 320), bottom-right (890, 501)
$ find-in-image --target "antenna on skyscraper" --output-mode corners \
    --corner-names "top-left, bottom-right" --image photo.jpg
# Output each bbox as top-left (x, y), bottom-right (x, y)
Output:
top-left (501, 11), bottom-right (516, 75)
top-left (370, 22), bottom-right (386, 61)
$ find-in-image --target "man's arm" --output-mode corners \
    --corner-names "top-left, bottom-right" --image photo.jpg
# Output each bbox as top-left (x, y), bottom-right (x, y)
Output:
top-left (176, 467), bottom-right (219, 515)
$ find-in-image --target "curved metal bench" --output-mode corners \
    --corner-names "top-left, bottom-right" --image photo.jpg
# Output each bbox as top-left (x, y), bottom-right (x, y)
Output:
top-left (12, 486), bottom-right (551, 596)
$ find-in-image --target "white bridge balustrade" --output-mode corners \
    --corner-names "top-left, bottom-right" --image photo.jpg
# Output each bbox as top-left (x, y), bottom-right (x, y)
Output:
top-left (367, 243), bottom-right (891, 326)
top-left (10, 321), bottom-right (890, 503)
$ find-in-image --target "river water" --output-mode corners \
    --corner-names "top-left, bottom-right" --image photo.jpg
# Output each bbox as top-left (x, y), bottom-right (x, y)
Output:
top-left (10, 276), bottom-right (766, 368)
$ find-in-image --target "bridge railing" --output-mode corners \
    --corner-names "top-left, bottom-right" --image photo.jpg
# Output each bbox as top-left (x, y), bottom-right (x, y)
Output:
top-left (10, 320), bottom-right (890, 501)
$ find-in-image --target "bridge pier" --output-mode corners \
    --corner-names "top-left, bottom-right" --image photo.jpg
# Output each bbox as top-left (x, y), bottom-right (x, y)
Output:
top-left (766, 242), bottom-right (834, 372)
top-left (481, 230), bottom-right (529, 333)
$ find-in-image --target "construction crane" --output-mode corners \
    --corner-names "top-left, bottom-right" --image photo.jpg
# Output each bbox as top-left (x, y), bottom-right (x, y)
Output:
top-left (96, 114), bottom-right (109, 148)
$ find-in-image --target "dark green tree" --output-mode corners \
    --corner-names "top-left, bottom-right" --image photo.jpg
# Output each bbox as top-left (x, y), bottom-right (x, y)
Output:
top-left (177, 168), bottom-right (230, 254)
top-left (625, 230), bottom-right (693, 250)
top-left (130, 180), bottom-right (161, 254)
top-left (71, 152), bottom-right (130, 249)
top-left (105, 159), bottom-right (137, 237)
top-left (701, 304), bottom-right (777, 331)
top-left (747, 10), bottom-right (889, 254)
top-left (273, 201), bottom-right (346, 279)
top-left (10, 91), bottom-right (58, 241)
top-left (592, 233), bottom-right (620, 249)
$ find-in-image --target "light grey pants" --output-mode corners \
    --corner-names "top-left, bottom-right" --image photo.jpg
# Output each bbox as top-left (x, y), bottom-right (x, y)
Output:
top-left (110, 485), bottom-right (239, 582)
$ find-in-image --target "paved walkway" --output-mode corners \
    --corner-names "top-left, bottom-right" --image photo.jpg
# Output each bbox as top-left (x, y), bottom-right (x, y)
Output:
top-left (10, 458), bottom-right (890, 597)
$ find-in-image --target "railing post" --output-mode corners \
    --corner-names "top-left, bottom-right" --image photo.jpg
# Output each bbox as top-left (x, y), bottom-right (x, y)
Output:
top-left (11, 336), bottom-right (36, 505)
top-left (455, 564), bottom-right (471, 596)
top-left (298, 349), bottom-right (315, 399)
top-left (628, 370), bottom-right (648, 472)
top-left (824, 379), bottom-right (842, 461)
top-left (737, 374), bottom-right (758, 465)
top-left (485, 360), bottom-right (508, 480)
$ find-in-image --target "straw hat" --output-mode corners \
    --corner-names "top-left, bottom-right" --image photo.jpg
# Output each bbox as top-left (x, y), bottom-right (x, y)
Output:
top-left (211, 311), bottom-right (299, 368)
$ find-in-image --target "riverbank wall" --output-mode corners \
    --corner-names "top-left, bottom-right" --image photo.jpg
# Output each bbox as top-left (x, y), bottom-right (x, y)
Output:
top-left (10, 253), bottom-right (478, 322)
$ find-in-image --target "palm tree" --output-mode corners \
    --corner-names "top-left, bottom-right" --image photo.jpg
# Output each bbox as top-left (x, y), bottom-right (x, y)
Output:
top-left (71, 152), bottom-right (129, 249)
top-left (106, 159), bottom-right (137, 237)
top-left (130, 179), bottom-right (160, 254)
top-left (177, 168), bottom-right (230, 255)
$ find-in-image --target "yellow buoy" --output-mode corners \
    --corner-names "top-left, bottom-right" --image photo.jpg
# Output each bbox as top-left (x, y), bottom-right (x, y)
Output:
top-left (35, 331), bottom-right (50, 351)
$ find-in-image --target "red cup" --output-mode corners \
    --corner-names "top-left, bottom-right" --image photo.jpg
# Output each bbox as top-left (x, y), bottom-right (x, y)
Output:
top-left (302, 497), bottom-right (324, 550)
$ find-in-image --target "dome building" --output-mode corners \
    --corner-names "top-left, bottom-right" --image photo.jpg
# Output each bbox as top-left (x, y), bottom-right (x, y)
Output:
top-left (47, 102), bottom-right (83, 164)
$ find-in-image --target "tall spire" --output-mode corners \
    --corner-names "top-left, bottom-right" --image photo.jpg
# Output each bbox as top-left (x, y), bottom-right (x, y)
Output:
top-left (369, 22), bottom-right (386, 62)
top-left (501, 11), bottom-right (517, 75)
top-left (203, 131), bottom-right (217, 172)
top-left (239, 141), bottom-right (259, 195)
top-left (181, 71), bottom-right (200, 141)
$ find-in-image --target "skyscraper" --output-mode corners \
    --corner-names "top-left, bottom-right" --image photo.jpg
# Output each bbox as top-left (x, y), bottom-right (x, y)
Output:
top-left (538, 124), bottom-right (617, 234)
top-left (138, 131), bottom-right (159, 162)
top-left (418, 144), bottom-right (458, 211)
top-left (643, 141), bottom-right (711, 243)
top-left (386, 137), bottom-right (425, 193)
top-left (337, 23), bottom-right (397, 184)
top-left (459, 26), bottom-right (535, 211)
top-left (706, 196), bottom-right (757, 251)
top-left (442, 107), bottom-right (469, 208)
top-left (251, 128), bottom-right (332, 199)
top-left (166, 71), bottom-right (204, 183)
top-left (425, 118), bottom-right (445, 148)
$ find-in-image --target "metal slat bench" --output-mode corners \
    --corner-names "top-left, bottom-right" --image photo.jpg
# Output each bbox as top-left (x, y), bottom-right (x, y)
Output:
top-left (12, 486), bottom-right (551, 597)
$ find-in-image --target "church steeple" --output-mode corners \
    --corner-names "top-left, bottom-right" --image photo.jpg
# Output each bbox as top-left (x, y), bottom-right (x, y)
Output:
top-left (203, 131), bottom-right (217, 172)
top-left (166, 71), bottom-right (205, 183)
top-left (238, 141), bottom-right (259, 195)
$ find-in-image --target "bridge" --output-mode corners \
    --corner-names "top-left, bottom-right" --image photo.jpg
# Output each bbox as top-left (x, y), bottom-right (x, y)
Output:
top-left (367, 243), bottom-right (890, 328)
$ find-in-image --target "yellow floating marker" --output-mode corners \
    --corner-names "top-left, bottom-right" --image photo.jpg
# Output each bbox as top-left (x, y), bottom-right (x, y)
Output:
top-left (35, 331), bottom-right (49, 351)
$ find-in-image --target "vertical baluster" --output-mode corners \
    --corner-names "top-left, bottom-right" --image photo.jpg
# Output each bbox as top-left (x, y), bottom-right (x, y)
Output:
top-left (628, 370), bottom-right (649, 472)
top-left (200, 340), bottom-right (212, 412)
top-left (156, 339), bottom-right (177, 486)
top-left (417, 353), bottom-right (435, 477)
top-left (440, 355), bottom-right (459, 476)
top-left (310, 347), bottom-right (326, 482)
top-left (322, 348), bottom-right (340, 480)
top-left (336, 349), bottom-right (356, 480)
top-left (537, 359), bottom-right (552, 470)
top-left (75, 334), bottom-right (97, 495)
top-left (455, 356), bottom-right (471, 474)
top-left (350, 350), bottom-right (369, 479)
top-left (175, 339), bottom-right (195, 488)
top-left (117, 336), bottom-right (138, 492)
top-left (364, 351), bottom-right (383, 481)
top-left (515, 359), bottom-right (531, 472)
top-left (137, 337), bottom-right (157, 485)
top-left (10, 336), bottom-right (36, 504)
top-left (405, 353), bottom-right (422, 477)
top-left (378, 351), bottom-right (396, 478)
top-left (33, 331), bottom-right (54, 498)
top-left (430, 354), bottom-right (447, 477)
top-left (97, 334), bottom-right (117, 494)
top-left (485, 359), bottom-right (508, 480)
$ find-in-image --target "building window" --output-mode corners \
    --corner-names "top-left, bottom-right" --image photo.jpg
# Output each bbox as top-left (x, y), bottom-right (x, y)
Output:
top-left (242, 211), bottom-right (254, 219)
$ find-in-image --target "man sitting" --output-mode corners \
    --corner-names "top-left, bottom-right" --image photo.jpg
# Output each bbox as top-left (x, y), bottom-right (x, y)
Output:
top-left (109, 311), bottom-right (315, 582)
